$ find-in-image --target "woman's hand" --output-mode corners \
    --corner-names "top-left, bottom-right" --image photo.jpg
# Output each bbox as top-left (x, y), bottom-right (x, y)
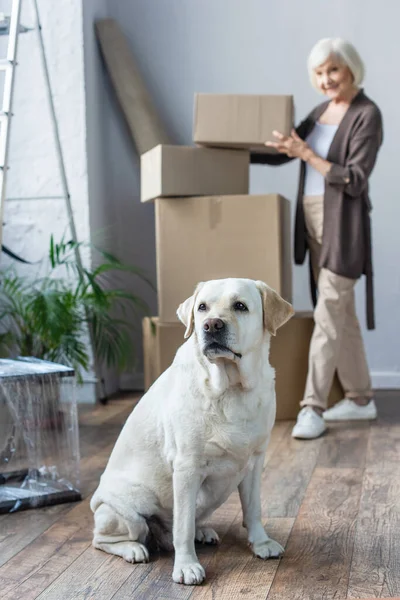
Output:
top-left (265, 129), bottom-right (311, 160)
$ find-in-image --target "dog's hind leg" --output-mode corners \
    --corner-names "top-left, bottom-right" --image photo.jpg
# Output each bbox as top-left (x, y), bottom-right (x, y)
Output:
top-left (93, 503), bottom-right (150, 563)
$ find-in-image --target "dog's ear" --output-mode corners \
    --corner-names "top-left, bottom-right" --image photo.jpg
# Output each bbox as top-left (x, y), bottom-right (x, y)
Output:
top-left (176, 282), bottom-right (205, 339)
top-left (255, 280), bottom-right (294, 336)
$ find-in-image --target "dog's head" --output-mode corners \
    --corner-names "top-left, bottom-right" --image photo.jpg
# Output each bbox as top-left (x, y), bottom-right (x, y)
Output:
top-left (177, 278), bottom-right (294, 362)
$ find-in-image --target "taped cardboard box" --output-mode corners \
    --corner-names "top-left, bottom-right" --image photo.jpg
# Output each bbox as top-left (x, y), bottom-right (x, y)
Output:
top-left (140, 144), bottom-right (250, 203)
top-left (142, 314), bottom-right (343, 420)
top-left (156, 194), bottom-right (292, 322)
top-left (193, 94), bottom-right (294, 153)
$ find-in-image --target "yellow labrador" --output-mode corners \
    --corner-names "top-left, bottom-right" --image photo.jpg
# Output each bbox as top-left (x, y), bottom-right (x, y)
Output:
top-left (90, 278), bottom-right (294, 585)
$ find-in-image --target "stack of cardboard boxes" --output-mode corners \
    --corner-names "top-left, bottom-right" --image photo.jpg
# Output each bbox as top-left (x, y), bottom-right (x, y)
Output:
top-left (141, 94), bottom-right (342, 419)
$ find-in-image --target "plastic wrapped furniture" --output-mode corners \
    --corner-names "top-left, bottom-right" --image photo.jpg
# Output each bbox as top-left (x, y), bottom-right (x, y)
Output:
top-left (0, 358), bottom-right (81, 513)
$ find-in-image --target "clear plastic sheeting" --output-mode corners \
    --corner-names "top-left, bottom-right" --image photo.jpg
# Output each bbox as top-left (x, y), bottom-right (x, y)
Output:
top-left (0, 358), bottom-right (81, 513)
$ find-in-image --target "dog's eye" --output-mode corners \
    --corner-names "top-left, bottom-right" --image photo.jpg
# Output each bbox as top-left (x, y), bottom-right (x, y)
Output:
top-left (198, 303), bottom-right (207, 311)
top-left (234, 302), bottom-right (248, 312)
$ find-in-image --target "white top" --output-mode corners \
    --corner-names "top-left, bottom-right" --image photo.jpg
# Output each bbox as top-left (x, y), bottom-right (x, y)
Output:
top-left (304, 122), bottom-right (338, 196)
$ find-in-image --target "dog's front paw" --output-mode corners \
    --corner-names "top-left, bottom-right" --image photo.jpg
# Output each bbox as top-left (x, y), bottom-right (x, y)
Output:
top-left (195, 526), bottom-right (220, 545)
top-left (172, 561), bottom-right (206, 585)
top-left (251, 538), bottom-right (284, 559)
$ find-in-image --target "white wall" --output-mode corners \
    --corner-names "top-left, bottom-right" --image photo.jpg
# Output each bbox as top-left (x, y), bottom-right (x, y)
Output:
top-left (0, 0), bottom-right (97, 401)
top-left (101, 0), bottom-right (400, 389)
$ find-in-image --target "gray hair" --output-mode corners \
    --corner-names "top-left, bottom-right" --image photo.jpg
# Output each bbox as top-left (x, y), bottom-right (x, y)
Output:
top-left (307, 38), bottom-right (365, 92)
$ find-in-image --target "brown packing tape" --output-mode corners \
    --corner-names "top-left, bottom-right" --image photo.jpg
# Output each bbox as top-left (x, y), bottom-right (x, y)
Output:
top-left (208, 197), bottom-right (222, 230)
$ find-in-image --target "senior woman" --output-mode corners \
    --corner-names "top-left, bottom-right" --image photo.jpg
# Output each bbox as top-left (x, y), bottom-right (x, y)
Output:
top-left (252, 38), bottom-right (383, 439)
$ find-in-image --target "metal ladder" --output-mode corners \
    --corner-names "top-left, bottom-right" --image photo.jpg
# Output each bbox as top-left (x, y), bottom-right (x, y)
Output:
top-left (0, 0), bottom-right (23, 244)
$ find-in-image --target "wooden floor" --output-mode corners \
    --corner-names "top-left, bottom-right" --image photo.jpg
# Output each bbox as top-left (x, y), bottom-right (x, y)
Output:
top-left (1, 392), bottom-right (400, 600)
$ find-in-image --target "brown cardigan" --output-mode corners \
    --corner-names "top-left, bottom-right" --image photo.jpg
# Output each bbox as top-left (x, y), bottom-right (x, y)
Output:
top-left (251, 89), bottom-right (383, 330)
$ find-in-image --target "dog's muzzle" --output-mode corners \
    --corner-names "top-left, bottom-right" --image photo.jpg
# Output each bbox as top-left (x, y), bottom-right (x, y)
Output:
top-left (202, 319), bottom-right (242, 359)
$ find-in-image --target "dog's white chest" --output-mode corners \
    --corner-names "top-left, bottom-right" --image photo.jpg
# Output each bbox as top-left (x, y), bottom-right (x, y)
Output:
top-left (202, 394), bottom-right (272, 474)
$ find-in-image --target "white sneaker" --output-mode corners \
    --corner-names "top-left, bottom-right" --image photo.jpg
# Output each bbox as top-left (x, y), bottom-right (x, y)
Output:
top-left (323, 398), bottom-right (377, 421)
top-left (292, 407), bottom-right (327, 439)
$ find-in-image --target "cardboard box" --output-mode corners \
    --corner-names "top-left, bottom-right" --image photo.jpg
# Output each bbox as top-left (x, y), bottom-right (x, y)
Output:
top-left (155, 194), bottom-right (292, 322)
top-left (142, 318), bottom-right (185, 391)
top-left (142, 314), bottom-right (343, 420)
top-left (140, 144), bottom-right (250, 203)
top-left (193, 94), bottom-right (294, 153)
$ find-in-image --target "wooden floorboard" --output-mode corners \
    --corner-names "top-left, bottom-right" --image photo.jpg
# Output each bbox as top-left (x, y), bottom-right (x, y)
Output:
top-left (1, 499), bottom-right (94, 600)
top-left (347, 466), bottom-right (400, 599)
top-left (267, 467), bottom-right (363, 600)
top-left (261, 433), bottom-right (323, 518)
top-left (0, 391), bottom-right (399, 599)
top-left (346, 402), bottom-right (400, 599)
top-left (0, 504), bottom-right (72, 569)
top-left (317, 421), bottom-right (371, 469)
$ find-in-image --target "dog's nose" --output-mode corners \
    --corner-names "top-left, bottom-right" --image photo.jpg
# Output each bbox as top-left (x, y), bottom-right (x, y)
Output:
top-left (203, 318), bottom-right (225, 333)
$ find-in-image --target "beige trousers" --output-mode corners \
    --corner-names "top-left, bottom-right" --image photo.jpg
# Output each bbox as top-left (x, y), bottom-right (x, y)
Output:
top-left (301, 195), bottom-right (373, 410)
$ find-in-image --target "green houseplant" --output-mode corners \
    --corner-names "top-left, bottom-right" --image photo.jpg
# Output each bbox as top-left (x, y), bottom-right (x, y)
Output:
top-left (0, 235), bottom-right (151, 382)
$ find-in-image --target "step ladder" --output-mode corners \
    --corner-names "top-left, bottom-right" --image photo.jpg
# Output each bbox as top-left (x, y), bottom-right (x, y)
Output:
top-left (0, 0), bottom-right (23, 241)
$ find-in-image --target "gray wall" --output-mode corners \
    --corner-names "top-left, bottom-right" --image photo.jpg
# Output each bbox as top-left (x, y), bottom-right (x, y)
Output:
top-left (82, 0), bottom-right (120, 396)
top-left (88, 0), bottom-right (400, 389)
top-left (82, 0), bottom-right (159, 391)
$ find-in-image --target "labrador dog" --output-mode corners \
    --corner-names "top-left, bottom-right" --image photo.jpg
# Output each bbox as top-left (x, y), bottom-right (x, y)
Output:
top-left (90, 278), bottom-right (294, 585)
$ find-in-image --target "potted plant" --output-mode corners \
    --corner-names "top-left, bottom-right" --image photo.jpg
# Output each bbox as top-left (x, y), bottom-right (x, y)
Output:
top-left (0, 235), bottom-right (152, 384)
